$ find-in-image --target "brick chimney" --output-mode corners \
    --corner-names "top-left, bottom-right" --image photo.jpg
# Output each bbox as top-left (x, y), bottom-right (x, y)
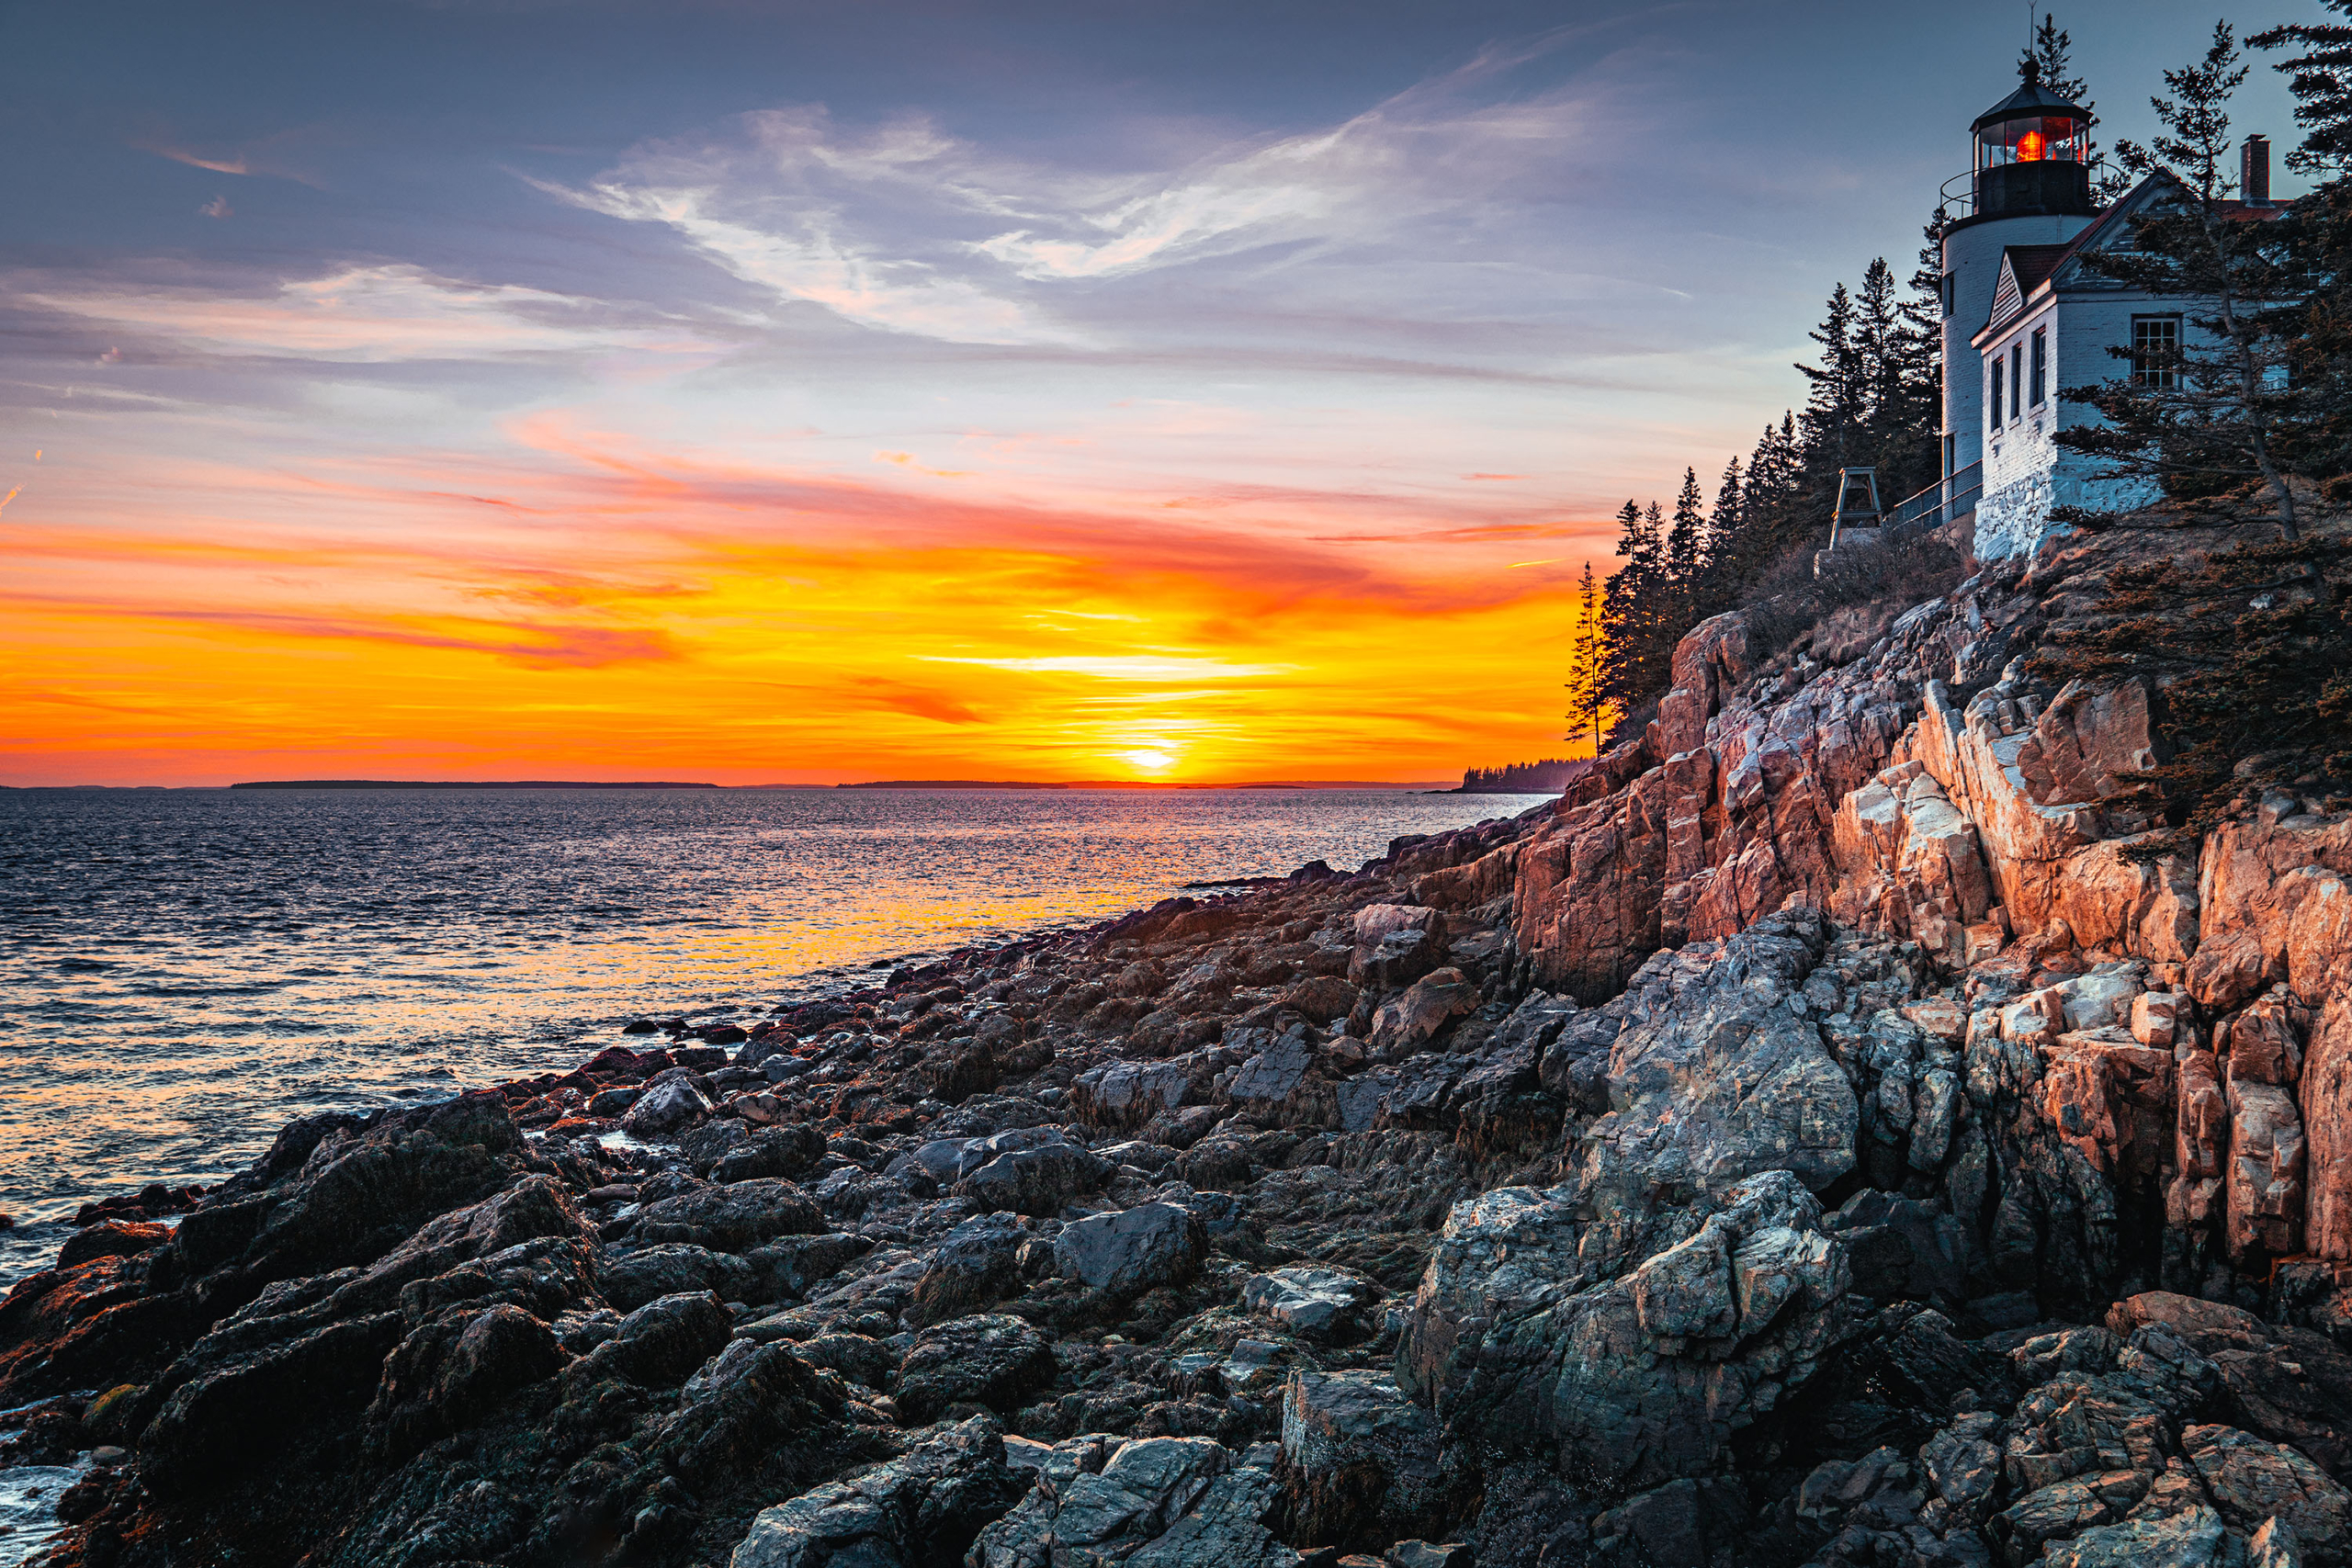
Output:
top-left (2243, 134), bottom-right (2271, 206)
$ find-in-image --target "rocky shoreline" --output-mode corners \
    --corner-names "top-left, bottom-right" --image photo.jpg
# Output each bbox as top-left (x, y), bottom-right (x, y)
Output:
top-left (6, 514), bottom-right (2352, 1568)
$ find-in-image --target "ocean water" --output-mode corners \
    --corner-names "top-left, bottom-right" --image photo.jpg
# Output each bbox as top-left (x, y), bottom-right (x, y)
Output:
top-left (0, 785), bottom-right (1547, 1286)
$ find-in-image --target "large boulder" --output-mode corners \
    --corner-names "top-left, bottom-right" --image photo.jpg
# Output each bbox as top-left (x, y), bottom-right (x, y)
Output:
top-left (894, 1314), bottom-right (1058, 1424)
top-left (955, 1139), bottom-right (1111, 1217)
top-left (1279, 1369), bottom-right (1447, 1547)
top-left (628, 1179), bottom-right (824, 1251)
top-left (969, 1435), bottom-right (1297, 1568)
top-left (1399, 1169), bottom-right (1852, 1492)
top-left (623, 1077), bottom-right (714, 1138)
top-left (1053, 1204), bottom-right (1206, 1296)
top-left (730, 1415), bottom-right (1027, 1568)
top-left (1572, 911), bottom-right (1858, 1207)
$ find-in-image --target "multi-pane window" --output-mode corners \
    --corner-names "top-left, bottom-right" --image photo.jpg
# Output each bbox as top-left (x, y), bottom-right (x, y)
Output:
top-left (2011, 344), bottom-right (2024, 419)
top-left (2132, 316), bottom-right (2180, 389)
top-left (1990, 357), bottom-right (2005, 433)
top-left (2030, 327), bottom-right (2048, 407)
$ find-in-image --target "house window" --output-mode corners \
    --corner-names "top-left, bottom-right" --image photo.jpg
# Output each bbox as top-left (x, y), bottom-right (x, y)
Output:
top-left (2030, 327), bottom-right (2048, 407)
top-left (1990, 357), bottom-right (2004, 433)
top-left (2132, 316), bottom-right (2180, 389)
top-left (2011, 344), bottom-right (2024, 420)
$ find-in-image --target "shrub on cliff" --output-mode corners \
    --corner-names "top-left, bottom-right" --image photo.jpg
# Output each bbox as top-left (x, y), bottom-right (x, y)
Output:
top-left (2032, 531), bottom-right (2352, 852)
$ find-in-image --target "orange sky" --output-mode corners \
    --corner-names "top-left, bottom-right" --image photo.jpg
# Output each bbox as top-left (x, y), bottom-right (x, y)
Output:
top-left (2, 413), bottom-right (1616, 785)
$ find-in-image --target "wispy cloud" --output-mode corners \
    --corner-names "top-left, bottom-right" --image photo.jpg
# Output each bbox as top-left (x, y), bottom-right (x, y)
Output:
top-left (528, 56), bottom-right (1623, 349)
top-left (17, 264), bottom-right (719, 363)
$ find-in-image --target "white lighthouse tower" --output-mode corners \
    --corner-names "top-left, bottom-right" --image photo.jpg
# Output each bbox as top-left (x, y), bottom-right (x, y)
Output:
top-left (1940, 62), bottom-right (2099, 482)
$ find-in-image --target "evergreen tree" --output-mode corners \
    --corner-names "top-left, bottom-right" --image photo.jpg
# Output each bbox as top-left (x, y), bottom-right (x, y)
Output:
top-left (1667, 465), bottom-right (1707, 629)
top-left (1563, 558), bottom-right (1608, 753)
top-left (2255, 3), bottom-right (2352, 175)
top-left (2053, 23), bottom-right (2310, 538)
top-left (1600, 499), bottom-right (1670, 718)
top-left (1798, 282), bottom-right (1864, 472)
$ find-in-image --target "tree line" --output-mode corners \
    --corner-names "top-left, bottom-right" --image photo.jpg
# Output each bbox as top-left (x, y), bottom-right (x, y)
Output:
top-left (1562, 238), bottom-right (1947, 744)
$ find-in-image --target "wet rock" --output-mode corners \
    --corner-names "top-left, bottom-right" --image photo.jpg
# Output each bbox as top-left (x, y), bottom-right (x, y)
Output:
top-left (629, 1178), bottom-right (824, 1251)
top-left (1054, 1203), bottom-right (1206, 1295)
top-left (366, 1302), bottom-right (566, 1459)
top-left (1280, 1368), bottom-right (1446, 1547)
top-left (894, 1314), bottom-right (1058, 1424)
top-left (729, 1414), bottom-right (1026, 1568)
top-left (971, 1434), bottom-right (1296, 1568)
top-left (601, 1243), bottom-right (758, 1310)
top-left (624, 1077), bottom-right (715, 1137)
top-left (712, 1123), bottom-right (829, 1183)
top-left (57, 1221), bottom-right (173, 1269)
top-left (911, 1213), bottom-right (1032, 1326)
top-left (562, 1290), bottom-right (733, 1392)
top-left (1240, 1267), bottom-right (1380, 1342)
top-left (956, 1138), bottom-right (1112, 1217)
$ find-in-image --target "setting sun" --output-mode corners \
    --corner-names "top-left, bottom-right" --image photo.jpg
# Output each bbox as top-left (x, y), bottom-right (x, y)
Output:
top-left (1123, 748), bottom-right (1178, 773)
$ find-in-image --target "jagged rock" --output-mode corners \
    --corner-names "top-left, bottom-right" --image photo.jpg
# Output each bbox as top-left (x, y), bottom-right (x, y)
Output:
top-left (895, 1314), bottom-right (1057, 1423)
top-left (2182, 1424), bottom-right (2352, 1554)
top-left (1280, 1369), bottom-right (1447, 1547)
top-left (1368, 969), bottom-right (1477, 1058)
top-left (366, 1302), bottom-right (566, 1459)
top-left (1054, 1203), bottom-right (1205, 1295)
top-left (956, 1138), bottom-right (1112, 1217)
top-left (602, 1243), bottom-right (757, 1309)
top-left (624, 1077), bottom-right (714, 1137)
top-left (1239, 1267), bottom-right (1380, 1342)
top-left (1573, 912), bottom-right (1859, 1207)
top-left (1402, 1168), bottom-right (1849, 1492)
top-left (562, 1290), bottom-right (732, 1392)
top-left (911, 1213), bottom-right (1031, 1326)
top-left (630, 1178), bottom-right (825, 1251)
top-left (729, 1415), bottom-right (1026, 1568)
top-left (712, 1124), bottom-right (829, 1182)
top-left (2039, 1505), bottom-right (2226, 1568)
top-left (970, 1434), bottom-right (1297, 1568)
top-left (1349, 906), bottom-right (1448, 989)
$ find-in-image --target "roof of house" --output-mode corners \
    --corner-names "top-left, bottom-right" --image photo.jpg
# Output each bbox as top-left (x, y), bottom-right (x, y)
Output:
top-left (1972, 174), bottom-right (2290, 346)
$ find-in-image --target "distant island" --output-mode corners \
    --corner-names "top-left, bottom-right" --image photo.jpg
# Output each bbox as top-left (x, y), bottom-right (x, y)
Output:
top-left (1453, 758), bottom-right (1592, 794)
top-left (227, 780), bottom-right (721, 790)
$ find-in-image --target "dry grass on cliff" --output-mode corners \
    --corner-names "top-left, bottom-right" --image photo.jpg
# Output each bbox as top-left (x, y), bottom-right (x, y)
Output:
top-left (1738, 521), bottom-right (1973, 670)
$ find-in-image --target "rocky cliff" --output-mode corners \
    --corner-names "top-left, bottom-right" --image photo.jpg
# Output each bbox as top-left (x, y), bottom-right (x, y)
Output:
top-left (5, 520), bottom-right (2350, 1568)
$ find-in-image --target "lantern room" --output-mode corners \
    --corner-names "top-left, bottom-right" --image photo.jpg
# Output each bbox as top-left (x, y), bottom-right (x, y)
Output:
top-left (1971, 62), bottom-right (2094, 219)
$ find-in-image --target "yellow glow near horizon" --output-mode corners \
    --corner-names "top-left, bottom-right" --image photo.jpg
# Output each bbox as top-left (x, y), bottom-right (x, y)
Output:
top-left (0, 429), bottom-right (1617, 786)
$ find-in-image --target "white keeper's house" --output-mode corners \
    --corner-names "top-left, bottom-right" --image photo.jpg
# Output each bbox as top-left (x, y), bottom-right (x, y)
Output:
top-left (1895, 62), bottom-right (2286, 559)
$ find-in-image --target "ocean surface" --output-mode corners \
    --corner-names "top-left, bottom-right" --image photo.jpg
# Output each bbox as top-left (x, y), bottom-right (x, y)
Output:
top-left (0, 785), bottom-right (1547, 1290)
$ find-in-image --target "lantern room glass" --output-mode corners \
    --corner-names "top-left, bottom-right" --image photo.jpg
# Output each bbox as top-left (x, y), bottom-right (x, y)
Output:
top-left (1979, 116), bottom-right (2086, 170)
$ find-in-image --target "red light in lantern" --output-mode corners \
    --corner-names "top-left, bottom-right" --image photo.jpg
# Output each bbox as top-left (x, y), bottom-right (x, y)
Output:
top-left (2018, 130), bottom-right (2047, 162)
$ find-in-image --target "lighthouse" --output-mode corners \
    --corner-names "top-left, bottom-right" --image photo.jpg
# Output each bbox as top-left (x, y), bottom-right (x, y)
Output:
top-left (1939, 62), bottom-right (2098, 484)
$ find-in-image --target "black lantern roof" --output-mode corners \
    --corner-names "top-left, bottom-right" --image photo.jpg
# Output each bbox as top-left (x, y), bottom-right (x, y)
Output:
top-left (1972, 62), bottom-right (2090, 134)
